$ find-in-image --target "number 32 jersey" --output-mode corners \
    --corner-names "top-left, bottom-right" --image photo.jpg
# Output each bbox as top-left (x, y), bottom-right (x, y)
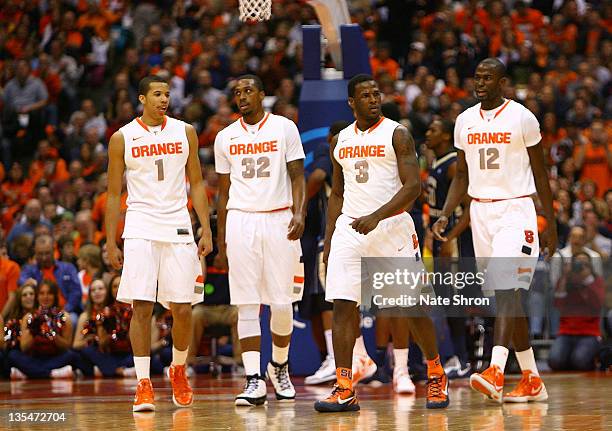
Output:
top-left (214, 113), bottom-right (305, 211)
top-left (334, 117), bottom-right (403, 218)
top-left (454, 99), bottom-right (541, 200)
top-left (121, 116), bottom-right (193, 243)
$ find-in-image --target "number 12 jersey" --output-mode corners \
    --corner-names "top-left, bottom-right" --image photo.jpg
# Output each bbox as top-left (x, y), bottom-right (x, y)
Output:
top-left (454, 99), bottom-right (541, 200)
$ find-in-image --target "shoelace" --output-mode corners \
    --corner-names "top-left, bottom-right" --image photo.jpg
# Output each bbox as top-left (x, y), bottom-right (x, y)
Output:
top-left (172, 367), bottom-right (189, 391)
top-left (137, 380), bottom-right (153, 400)
top-left (244, 376), bottom-right (260, 394)
top-left (329, 384), bottom-right (345, 399)
top-left (428, 375), bottom-right (444, 399)
top-left (274, 363), bottom-right (292, 391)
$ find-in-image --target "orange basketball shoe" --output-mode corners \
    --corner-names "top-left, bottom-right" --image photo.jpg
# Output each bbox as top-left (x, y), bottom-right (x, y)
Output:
top-left (133, 378), bottom-right (155, 412)
top-left (169, 364), bottom-right (194, 407)
top-left (470, 365), bottom-right (504, 403)
top-left (314, 384), bottom-right (360, 412)
top-left (504, 371), bottom-right (548, 403)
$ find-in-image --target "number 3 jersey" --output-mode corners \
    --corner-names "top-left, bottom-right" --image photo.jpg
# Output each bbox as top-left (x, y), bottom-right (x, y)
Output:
top-left (334, 117), bottom-right (403, 218)
top-left (454, 99), bottom-right (541, 200)
top-left (120, 116), bottom-right (193, 243)
top-left (214, 113), bottom-right (305, 211)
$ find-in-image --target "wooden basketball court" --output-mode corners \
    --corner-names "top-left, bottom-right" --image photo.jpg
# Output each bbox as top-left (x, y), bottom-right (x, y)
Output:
top-left (1, 373), bottom-right (610, 430)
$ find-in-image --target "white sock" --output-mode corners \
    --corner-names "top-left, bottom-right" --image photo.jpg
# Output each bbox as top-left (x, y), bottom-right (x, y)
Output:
top-left (393, 348), bottom-right (409, 370)
top-left (353, 335), bottom-right (368, 357)
top-left (172, 346), bottom-right (188, 366)
top-left (515, 347), bottom-right (539, 376)
top-left (134, 356), bottom-right (151, 381)
top-left (324, 329), bottom-right (334, 359)
top-left (490, 346), bottom-right (509, 372)
top-left (242, 350), bottom-right (261, 377)
top-left (272, 344), bottom-right (289, 364)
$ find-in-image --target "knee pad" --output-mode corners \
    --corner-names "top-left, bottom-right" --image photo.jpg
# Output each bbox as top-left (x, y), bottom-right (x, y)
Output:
top-left (237, 304), bottom-right (261, 339)
top-left (270, 304), bottom-right (293, 336)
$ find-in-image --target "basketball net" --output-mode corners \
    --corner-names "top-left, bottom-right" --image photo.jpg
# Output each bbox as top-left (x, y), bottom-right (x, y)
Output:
top-left (238, 0), bottom-right (272, 22)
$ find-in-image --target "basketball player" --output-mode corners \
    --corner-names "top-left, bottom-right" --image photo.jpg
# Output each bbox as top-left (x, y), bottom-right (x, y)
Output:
top-left (214, 75), bottom-right (305, 406)
top-left (425, 119), bottom-right (473, 378)
top-left (433, 58), bottom-right (557, 403)
top-left (315, 74), bottom-right (449, 413)
top-left (106, 76), bottom-right (213, 412)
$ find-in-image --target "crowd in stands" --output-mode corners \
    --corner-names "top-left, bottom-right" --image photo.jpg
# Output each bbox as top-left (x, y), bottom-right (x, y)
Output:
top-left (0, 0), bottom-right (610, 379)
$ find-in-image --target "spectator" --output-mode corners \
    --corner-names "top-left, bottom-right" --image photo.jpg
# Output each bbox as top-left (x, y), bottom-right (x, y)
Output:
top-left (2, 60), bottom-right (49, 161)
top-left (549, 252), bottom-right (605, 371)
top-left (7, 279), bottom-right (77, 379)
top-left (18, 234), bottom-right (81, 321)
top-left (576, 120), bottom-right (612, 196)
top-left (73, 278), bottom-right (136, 378)
top-left (80, 99), bottom-right (107, 141)
top-left (7, 199), bottom-right (52, 246)
top-left (76, 244), bottom-right (103, 307)
top-left (0, 237), bottom-right (20, 319)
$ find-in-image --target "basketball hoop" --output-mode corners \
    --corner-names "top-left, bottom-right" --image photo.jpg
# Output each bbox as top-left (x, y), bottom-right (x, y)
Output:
top-left (238, 0), bottom-right (272, 22)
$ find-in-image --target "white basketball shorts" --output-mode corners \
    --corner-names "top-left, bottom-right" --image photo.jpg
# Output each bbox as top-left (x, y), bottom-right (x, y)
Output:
top-left (470, 196), bottom-right (539, 291)
top-left (226, 209), bottom-right (303, 305)
top-left (117, 239), bottom-right (204, 309)
top-left (326, 212), bottom-right (424, 305)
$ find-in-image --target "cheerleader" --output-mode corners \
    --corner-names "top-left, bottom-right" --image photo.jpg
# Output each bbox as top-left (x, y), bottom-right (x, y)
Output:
top-left (74, 277), bottom-right (136, 377)
top-left (7, 279), bottom-right (77, 379)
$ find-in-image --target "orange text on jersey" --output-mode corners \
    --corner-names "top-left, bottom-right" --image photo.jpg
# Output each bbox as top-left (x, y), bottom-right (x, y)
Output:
top-left (229, 141), bottom-right (278, 155)
top-left (338, 145), bottom-right (386, 159)
top-left (132, 142), bottom-right (183, 158)
top-left (467, 132), bottom-right (511, 145)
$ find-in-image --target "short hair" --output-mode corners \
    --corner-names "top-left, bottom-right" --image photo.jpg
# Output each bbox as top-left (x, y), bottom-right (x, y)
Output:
top-left (138, 75), bottom-right (169, 96)
top-left (439, 119), bottom-right (454, 137)
top-left (236, 74), bottom-right (264, 91)
top-left (78, 244), bottom-right (102, 269)
top-left (348, 74), bottom-right (374, 98)
top-left (329, 120), bottom-right (351, 137)
top-left (478, 58), bottom-right (507, 78)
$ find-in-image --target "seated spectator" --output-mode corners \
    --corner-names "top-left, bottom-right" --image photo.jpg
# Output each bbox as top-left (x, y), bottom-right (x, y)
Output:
top-left (6, 199), bottom-right (52, 246)
top-left (57, 234), bottom-right (77, 266)
top-left (551, 226), bottom-right (604, 288)
top-left (0, 236), bottom-right (20, 319)
top-left (7, 279), bottom-right (77, 379)
top-left (76, 244), bottom-right (103, 307)
top-left (549, 252), bottom-right (605, 371)
top-left (3, 281), bottom-right (37, 353)
top-left (18, 234), bottom-right (81, 323)
top-left (73, 278), bottom-right (135, 378)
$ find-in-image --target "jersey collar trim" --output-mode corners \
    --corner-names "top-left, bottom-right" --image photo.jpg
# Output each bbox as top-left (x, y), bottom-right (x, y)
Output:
top-left (240, 112), bottom-right (270, 133)
top-left (354, 116), bottom-right (385, 135)
top-left (432, 151), bottom-right (457, 169)
top-left (479, 99), bottom-right (511, 120)
top-left (136, 116), bottom-right (167, 132)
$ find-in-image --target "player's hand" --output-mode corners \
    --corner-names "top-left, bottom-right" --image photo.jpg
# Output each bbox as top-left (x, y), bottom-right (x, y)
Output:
top-left (287, 213), bottom-right (305, 240)
top-left (350, 212), bottom-right (381, 235)
top-left (322, 240), bottom-right (331, 266)
top-left (198, 227), bottom-right (213, 257)
top-left (439, 238), bottom-right (454, 257)
top-left (106, 243), bottom-right (123, 270)
top-left (213, 249), bottom-right (228, 271)
top-left (544, 220), bottom-right (558, 261)
top-left (432, 216), bottom-right (449, 241)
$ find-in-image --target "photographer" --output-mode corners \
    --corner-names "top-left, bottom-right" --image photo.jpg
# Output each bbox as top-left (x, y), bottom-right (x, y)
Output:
top-left (548, 252), bottom-right (605, 371)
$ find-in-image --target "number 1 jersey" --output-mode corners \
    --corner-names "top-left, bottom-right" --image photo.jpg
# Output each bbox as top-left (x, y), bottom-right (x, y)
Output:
top-left (214, 113), bottom-right (305, 212)
top-left (454, 99), bottom-right (541, 200)
top-left (120, 116), bottom-right (193, 243)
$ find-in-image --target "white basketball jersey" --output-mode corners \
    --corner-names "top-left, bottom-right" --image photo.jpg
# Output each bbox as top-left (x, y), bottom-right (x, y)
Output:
top-left (214, 113), bottom-right (305, 212)
top-left (455, 99), bottom-right (541, 200)
top-left (334, 117), bottom-right (403, 218)
top-left (120, 116), bottom-right (193, 243)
